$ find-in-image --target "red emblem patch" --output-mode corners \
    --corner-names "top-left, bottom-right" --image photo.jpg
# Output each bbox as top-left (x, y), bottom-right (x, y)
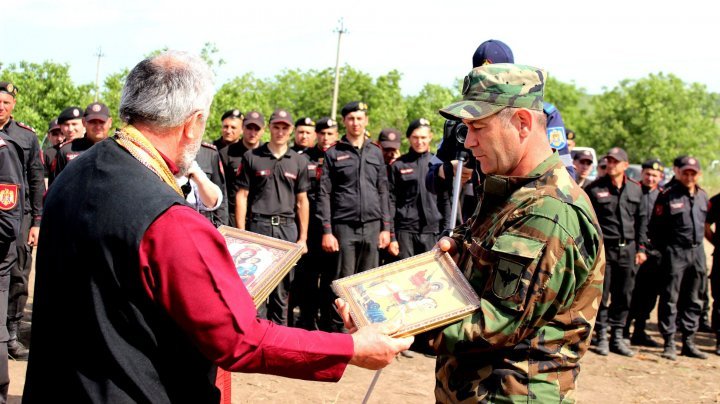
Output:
top-left (654, 204), bottom-right (663, 216)
top-left (0, 184), bottom-right (19, 211)
top-left (284, 171), bottom-right (297, 180)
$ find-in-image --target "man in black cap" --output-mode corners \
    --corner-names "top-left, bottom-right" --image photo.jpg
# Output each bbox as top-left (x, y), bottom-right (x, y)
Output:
top-left (51, 102), bottom-right (112, 185)
top-left (292, 117), bottom-right (316, 155)
top-left (222, 110), bottom-right (264, 227)
top-left (377, 128), bottom-right (402, 166)
top-left (625, 158), bottom-right (665, 346)
top-left (0, 115), bottom-right (25, 398)
top-left (573, 149), bottom-right (594, 187)
top-left (236, 108), bottom-right (309, 325)
top-left (585, 147), bottom-right (647, 357)
top-left (42, 118), bottom-right (64, 186)
top-left (566, 129), bottom-right (576, 151)
top-left (388, 118), bottom-right (446, 259)
top-left (0, 81), bottom-right (45, 361)
top-left (214, 109), bottom-right (244, 150)
top-left (650, 156), bottom-right (709, 360)
top-left (317, 101), bottom-right (391, 331)
top-left (57, 105), bottom-right (85, 142)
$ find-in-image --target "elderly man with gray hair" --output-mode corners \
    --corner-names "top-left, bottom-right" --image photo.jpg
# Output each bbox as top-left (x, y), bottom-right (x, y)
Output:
top-left (23, 51), bottom-right (412, 402)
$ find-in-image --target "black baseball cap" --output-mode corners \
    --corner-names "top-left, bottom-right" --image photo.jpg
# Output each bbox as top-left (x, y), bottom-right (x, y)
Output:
top-left (641, 158), bottom-right (664, 171)
top-left (57, 106), bottom-right (84, 124)
top-left (673, 155), bottom-right (688, 168)
top-left (221, 109), bottom-right (244, 121)
top-left (269, 109), bottom-right (293, 125)
top-left (84, 102), bottom-right (110, 122)
top-left (243, 111), bottom-right (265, 128)
top-left (472, 39), bottom-right (514, 68)
top-left (378, 128), bottom-right (401, 149)
top-left (677, 156), bottom-right (701, 172)
top-left (340, 101), bottom-right (368, 118)
top-left (573, 149), bottom-right (593, 163)
top-left (0, 82), bottom-right (18, 98)
top-left (315, 117), bottom-right (337, 132)
top-left (295, 117), bottom-right (315, 127)
top-left (406, 118), bottom-right (431, 137)
top-left (47, 118), bottom-right (60, 133)
top-left (604, 147), bottom-right (628, 162)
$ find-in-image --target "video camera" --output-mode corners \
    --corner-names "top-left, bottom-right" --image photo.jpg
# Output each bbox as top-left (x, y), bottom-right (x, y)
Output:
top-left (437, 120), bottom-right (476, 170)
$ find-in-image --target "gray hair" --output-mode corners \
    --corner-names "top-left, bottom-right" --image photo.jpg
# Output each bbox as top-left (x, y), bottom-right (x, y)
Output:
top-left (496, 107), bottom-right (547, 129)
top-left (119, 50), bottom-right (215, 128)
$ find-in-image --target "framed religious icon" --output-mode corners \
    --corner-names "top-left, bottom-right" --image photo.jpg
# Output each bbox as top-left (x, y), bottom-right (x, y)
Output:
top-left (218, 226), bottom-right (304, 307)
top-left (332, 250), bottom-right (481, 337)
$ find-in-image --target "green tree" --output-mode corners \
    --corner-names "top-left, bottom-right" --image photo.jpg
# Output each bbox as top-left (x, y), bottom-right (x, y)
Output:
top-left (100, 68), bottom-right (128, 131)
top-left (0, 61), bottom-right (94, 140)
top-left (544, 77), bottom-right (590, 139)
top-left (585, 73), bottom-right (720, 164)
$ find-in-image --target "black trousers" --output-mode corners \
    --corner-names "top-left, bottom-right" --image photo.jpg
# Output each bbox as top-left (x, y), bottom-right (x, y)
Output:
top-left (8, 214), bottom-right (31, 323)
top-left (319, 220), bottom-right (380, 331)
top-left (288, 223), bottom-right (324, 329)
top-left (658, 244), bottom-right (707, 336)
top-left (712, 252), bottom-right (720, 333)
top-left (247, 219), bottom-right (297, 326)
top-left (597, 241), bottom-right (637, 330)
top-left (0, 241), bottom-right (16, 401)
top-left (396, 231), bottom-right (437, 260)
top-left (629, 249), bottom-right (662, 325)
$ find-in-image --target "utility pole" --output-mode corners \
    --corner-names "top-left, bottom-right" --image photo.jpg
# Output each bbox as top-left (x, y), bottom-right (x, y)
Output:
top-left (331, 18), bottom-right (348, 120)
top-left (94, 47), bottom-right (105, 102)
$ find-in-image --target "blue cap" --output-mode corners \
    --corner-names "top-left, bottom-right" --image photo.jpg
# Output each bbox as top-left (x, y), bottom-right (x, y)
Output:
top-left (471, 39), bottom-right (514, 68)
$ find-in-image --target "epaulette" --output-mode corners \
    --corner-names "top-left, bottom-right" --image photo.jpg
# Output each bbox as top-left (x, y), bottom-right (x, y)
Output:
top-left (368, 141), bottom-right (382, 149)
top-left (201, 142), bottom-right (217, 150)
top-left (627, 177), bottom-right (640, 185)
top-left (543, 102), bottom-right (557, 114)
top-left (16, 121), bottom-right (36, 133)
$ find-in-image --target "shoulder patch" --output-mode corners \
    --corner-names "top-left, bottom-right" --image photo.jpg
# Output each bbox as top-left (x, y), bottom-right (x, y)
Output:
top-left (627, 177), bottom-right (640, 185)
top-left (0, 184), bottom-right (19, 211)
top-left (546, 126), bottom-right (567, 149)
top-left (542, 102), bottom-right (557, 114)
top-left (16, 121), bottom-right (36, 133)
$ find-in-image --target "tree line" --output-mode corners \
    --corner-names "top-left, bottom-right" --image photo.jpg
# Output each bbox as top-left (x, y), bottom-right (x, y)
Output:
top-left (2, 45), bottom-right (719, 166)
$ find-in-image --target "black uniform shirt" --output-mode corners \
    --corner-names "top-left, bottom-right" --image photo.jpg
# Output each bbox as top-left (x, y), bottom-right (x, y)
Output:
top-left (650, 182), bottom-right (708, 248)
top-left (707, 192), bottom-right (720, 249)
top-left (291, 144), bottom-right (310, 155)
top-left (194, 143), bottom-right (228, 227)
top-left (389, 150), bottom-right (446, 234)
top-left (0, 133), bottom-right (25, 244)
top-left (52, 137), bottom-right (95, 185)
top-left (0, 119), bottom-right (44, 226)
top-left (317, 136), bottom-right (391, 234)
top-left (236, 144), bottom-right (309, 218)
top-left (300, 146), bottom-right (325, 209)
top-left (42, 145), bottom-right (59, 179)
top-left (220, 141), bottom-right (256, 217)
top-left (586, 175), bottom-right (647, 251)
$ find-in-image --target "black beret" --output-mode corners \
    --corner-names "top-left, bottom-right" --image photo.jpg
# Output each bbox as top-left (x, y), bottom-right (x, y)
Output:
top-left (406, 118), bottom-right (431, 137)
top-left (0, 81), bottom-right (18, 98)
top-left (315, 117), bottom-right (337, 131)
top-left (57, 106), bottom-right (84, 124)
top-left (340, 101), bottom-right (368, 118)
top-left (566, 129), bottom-right (576, 140)
top-left (295, 117), bottom-right (315, 127)
top-left (641, 159), bottom-right (664, 171)
top-left (221, 109), bottom-right (244, 121)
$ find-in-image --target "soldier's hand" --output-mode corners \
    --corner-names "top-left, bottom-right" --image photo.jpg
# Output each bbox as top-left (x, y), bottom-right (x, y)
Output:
top-left (28, 226), bottom-right (40, 246)
top-left (378, 231), bottom-right (390, 249)
top-left (297, 239), bottom-right (308, 255)
top-left (322, 234), bottom-right (340, 253)
top-left (388, 241), bottom-right (400, 256)
top-left (435, 237), bottom-right (460, 263)
top-left (635, 251), bottom-right (647, 266)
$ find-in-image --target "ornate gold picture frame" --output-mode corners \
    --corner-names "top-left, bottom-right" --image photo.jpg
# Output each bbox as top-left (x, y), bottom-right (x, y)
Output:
top-left (218, 226), bottom-right (304, 307)
top-left (332, 250), bottom-right (481, 337)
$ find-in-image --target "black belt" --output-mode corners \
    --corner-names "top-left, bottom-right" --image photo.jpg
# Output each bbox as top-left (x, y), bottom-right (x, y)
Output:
top-left (251, 214), bottom-right (293, 225)
top-left (604, 239), bottom-right (633, 248)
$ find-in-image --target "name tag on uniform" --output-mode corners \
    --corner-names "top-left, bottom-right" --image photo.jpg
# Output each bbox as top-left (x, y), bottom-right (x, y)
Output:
top-left (255, 169), bottom-right (272, 177)
top-left (596, 190), bottom-right (610, 198)
top-left (307, 164), bottom-right (317, 170)
top-left (67, 153), bottom-right (80, 161)
top-left (284, 172), bottom-right (297, 180)
top-left (336, 154), bottom-right (350, 161)
top-left (670, 201), bottom-right (684, 210)
top-left (0, 138), bottom-right (6, 148)
top-left (400, 168), bottom-right (414, 175)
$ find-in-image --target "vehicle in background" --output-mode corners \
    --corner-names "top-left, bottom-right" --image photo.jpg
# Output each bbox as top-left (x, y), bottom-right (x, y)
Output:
top-left (625, 164), bottom-right (642, 182)
top-left (571, 146), bottom-right (598, 182)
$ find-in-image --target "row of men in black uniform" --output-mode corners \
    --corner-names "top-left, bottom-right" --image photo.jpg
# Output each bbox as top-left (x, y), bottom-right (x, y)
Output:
top-left (573, 148), bottom-right (720, 360)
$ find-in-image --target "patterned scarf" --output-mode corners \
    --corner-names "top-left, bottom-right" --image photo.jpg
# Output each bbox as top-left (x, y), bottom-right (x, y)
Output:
top-left (114, 125), bottom-right (183, 197)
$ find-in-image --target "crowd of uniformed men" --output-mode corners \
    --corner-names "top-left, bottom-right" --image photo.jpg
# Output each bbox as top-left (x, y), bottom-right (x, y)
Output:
top-left (0, 46), bottom-right (719, 400)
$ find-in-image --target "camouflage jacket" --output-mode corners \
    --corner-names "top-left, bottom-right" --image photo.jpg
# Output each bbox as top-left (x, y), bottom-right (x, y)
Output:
top-left (434, 153), bottom-right (605, 403)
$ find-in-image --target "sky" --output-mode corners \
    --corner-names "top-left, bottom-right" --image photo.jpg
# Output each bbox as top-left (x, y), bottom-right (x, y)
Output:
top-left (3, 0), bottom-right (720, 96)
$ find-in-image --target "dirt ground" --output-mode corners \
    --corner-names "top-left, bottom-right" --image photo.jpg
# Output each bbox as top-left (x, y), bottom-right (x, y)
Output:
top-left (7, 248), bottom-right (720, 403)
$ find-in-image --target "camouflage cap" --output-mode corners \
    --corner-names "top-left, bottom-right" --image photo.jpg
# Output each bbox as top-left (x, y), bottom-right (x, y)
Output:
top-left (439, 63), bottom-right (545, 121)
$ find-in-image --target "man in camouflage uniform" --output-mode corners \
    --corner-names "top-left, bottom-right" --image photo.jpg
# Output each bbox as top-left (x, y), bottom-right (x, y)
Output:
top-left (434, 64), bottom-right (605, 402)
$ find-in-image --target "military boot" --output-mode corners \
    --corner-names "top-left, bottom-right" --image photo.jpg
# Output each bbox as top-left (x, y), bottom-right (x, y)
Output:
top-left (661, 334), bottom-right (676, 361)
top-left (610, 327), bottom-right (635, 357)
top-left (631, 319), bottom-right (659, 347)
top-left (681, 333), bottom-right (708, 359)
top-left (7, 321), bottom-right (29, 361)
top-left (593, 326), bottom-right (609, 355)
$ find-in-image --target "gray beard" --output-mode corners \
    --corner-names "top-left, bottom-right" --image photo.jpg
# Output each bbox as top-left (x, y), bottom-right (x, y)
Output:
top-left (177, 138), bottom-right (201, 177)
